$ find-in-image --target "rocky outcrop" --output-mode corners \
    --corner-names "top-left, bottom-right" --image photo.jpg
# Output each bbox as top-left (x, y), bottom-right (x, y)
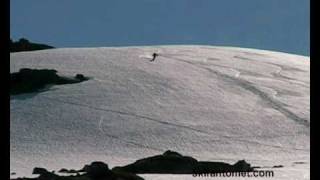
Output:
top-left (11, 68), bottom-right (89, 95)
top-left (113, 150), bottom-right (254, 174)
top-left (32, 167), bottom-right (49, 175)
top-left (81, 162), bottom-right (113, 179)
top-left (12, 163), bottom-right (144, 180)
top-left (11, 151), bottom-right (258, 180)
top-left (58, 168), bottom-right (79, 174)
top-left (10, 38), bottom-right (54, 52)
top-left (113, 150), bottom-right (198, 174)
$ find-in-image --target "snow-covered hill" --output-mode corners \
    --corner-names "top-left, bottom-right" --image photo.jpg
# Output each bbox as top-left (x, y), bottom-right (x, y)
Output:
top-left (10, 45), bottom-right (310, 179)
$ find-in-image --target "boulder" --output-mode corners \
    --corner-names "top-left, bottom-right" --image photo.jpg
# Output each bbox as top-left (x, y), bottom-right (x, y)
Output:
top-left (32, 167), bottom-right (49, 175)
top-left (75, 74), bottom-right (88, 81)
top-left (81, 161), bottom-right (113, 179)
top-left (233, 160), bottom-right (253, 171)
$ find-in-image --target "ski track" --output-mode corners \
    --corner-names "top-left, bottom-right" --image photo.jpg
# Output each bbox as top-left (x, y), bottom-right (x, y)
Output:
top-left (234, 55), bottom-right (309, 87)
top-left (37, 96), bottom-right (308, 152)
top-left (159, 54), bottom-right (309, 128)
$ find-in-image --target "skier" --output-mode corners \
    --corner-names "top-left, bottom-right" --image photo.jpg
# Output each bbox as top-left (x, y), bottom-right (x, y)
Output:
top-left (150, 53), bottom-right (159, 62)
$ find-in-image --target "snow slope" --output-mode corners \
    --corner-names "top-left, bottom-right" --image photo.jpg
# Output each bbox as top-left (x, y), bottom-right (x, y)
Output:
top-left (10, 45), bottom-right (310, 179)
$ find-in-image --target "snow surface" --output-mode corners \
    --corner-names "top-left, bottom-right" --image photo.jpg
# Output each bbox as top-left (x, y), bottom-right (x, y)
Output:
top-left (10, 45), bottom-right (310, 179)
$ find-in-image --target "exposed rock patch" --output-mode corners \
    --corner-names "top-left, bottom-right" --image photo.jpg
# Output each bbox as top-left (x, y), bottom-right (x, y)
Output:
top-left (113, 150), bottom-right (254, 174)
top-left (58, 168), bottom-right (79, 174)
top-left (13, 163), bottom-right (144, 180)
top-left (11, 68), bottom-right (89, 95)
top-left (10, 38), bottom-right (54, 52)
top-left (272, 165), bottom-right (284, 168)
top-left (12, 151), bottom-right (283, 180)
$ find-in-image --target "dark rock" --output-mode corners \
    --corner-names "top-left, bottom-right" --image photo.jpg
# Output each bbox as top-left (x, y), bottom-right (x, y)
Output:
top-left (12, 152), bottom-right (257, 179)
top-left (195, 161), bottom-right (235, 173)
top-left (113, 150), bottom-right (198, 174)
top-left (163, 150), bottom-right (184, 157)
top-left (58, 168), bottom-right (79, 174)
top-left (13, 162), bottom-right (145, 180)
top-left (10, 38), bottom-right (54, 52)
top-left (114, 150), bottom-right (254, 174)
top-left (233, 160), bottom-right (253, 171)
top-left (31, 168), bottom-right (61, 180)
top-left (11, 68), bottom-right (89, 95)
top-left (58, 168), bottom-right (69, 173)
top-left (37, 172), bottom-right (60, 180)
top-left (272, 165), bottom-right (284, 168)
top-left (80, 161), bottom-right (144, 180)
top-left (252, 166), bottom-right (262, 169)
top-left (194, 160), bottom-right (253, 173)
top-left (75, 74), bottom-right (88, 81)
top-left (81, 161), bottom-right (113, 179)
top-left (32, 167), bottom-right (49, 175)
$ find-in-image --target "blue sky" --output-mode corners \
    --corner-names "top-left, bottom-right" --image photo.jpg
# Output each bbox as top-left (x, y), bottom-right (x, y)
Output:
top-left (10, 0), bottom-right (309, 55)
